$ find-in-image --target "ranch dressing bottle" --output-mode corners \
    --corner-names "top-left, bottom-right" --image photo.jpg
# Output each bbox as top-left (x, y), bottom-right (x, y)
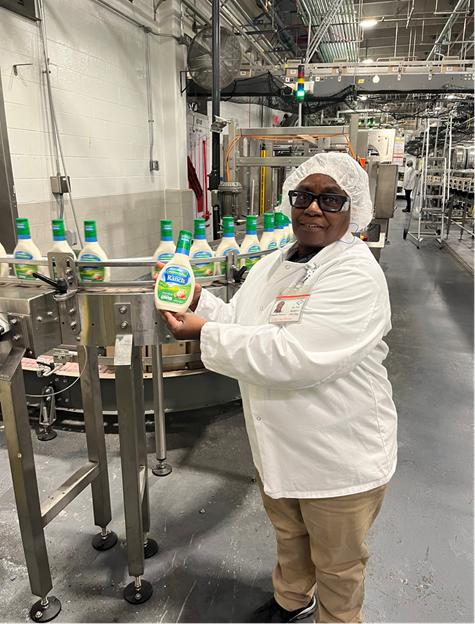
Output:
top-left (274, 212), bottom-right (287, 247)
top-left (190, 218), bottom-right (214, 279)
top-left (259, 212), bottom-right (278, 251)
top-left (155, 230), bottom-right (195, 313)
top-left (152, 220), bottom-right (175, 278)
top-left (215, 216), bottom-right (240, 275)
top-left (14, 218), bottom-right (43, 280)
top-left (51, 219), bottom-right (75, 254)
top-left (78, 220), bottom-right (110, 282)
top-left (240, 215), bottom-right (261, 269)
top-left (0, 242), bottom-right (9, 278)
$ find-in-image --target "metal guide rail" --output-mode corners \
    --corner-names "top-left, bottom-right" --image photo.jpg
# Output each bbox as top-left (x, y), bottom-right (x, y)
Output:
top-left (0, 246), bottom-right (273, 621)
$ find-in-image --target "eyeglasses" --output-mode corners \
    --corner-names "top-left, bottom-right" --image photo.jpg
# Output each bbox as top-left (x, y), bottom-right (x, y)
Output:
top-left (288, 190), bottom-right (350, 213)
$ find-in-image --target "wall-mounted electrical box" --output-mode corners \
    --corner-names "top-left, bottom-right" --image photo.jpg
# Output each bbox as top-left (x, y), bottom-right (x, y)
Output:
top-left (0, 0), bottom-right (37, 21)
top-left (50, 175), bottom-right (71, 195)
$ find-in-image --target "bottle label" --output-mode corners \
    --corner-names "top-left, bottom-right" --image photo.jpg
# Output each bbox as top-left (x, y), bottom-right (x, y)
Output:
top-left (14, 250), bottom-right (37, 280)
top-left (219, 247), bottom-right (240, 275)
top-left (192, 250), bottom-right (214, 277)
top-left (279, 237), bottom-right (288, 248)
top-left (157, 265), bottom-right (192, 305)
top-left (158, 252), bottom-right (174, 263)
top-left (244, 244), bottom-right (261, 269)
top-left (267, 241), bottom-right (278, 250)
top-left (79, 253), bottom-right (106, 282)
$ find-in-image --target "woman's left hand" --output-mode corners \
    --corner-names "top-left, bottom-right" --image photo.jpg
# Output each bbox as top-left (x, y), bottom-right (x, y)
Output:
top-left (160, 311), bottom-right (207, 340)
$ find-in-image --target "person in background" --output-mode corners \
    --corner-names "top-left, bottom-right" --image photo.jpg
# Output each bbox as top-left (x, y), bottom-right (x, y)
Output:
top-left (160, 152), bottom-right (397, 624)
top-left (402, 160), bottom-right (417, 212)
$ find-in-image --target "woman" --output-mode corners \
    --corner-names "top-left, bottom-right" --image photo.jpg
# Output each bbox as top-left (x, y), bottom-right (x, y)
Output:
top-left (161, 152), bottom-right (398, 623)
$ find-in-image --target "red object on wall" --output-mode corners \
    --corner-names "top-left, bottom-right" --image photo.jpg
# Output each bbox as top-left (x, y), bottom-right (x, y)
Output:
top-left (187, 156), bottom-right (203, 216)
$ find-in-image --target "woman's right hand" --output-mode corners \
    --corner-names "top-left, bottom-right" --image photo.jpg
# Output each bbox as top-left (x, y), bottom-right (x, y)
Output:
top-left (154, 260), bottom-right (202, 311)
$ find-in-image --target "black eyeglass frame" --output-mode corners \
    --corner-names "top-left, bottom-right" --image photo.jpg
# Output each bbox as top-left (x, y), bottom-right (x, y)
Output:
top-left (288, 190), bottom-right (350, 213)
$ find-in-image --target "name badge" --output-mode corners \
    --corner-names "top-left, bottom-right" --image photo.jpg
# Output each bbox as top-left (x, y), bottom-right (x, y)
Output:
top-left (269, 292), bottom-right (310, 324)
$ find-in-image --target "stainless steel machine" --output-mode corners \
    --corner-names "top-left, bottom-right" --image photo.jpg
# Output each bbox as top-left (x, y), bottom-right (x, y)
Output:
top-left (0, 249), bottom-right (248, 622)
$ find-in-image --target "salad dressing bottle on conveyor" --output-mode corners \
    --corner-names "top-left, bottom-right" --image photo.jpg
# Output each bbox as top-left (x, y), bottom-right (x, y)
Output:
top-left (240, 215), bottom-right (261, 269)
top-left (14, 218), bottom-right (44, 280)
top-left (78, 220), bottom-right (110, 282)
top-left (152, 219), bottom-right (176, 278)
top-left (215, 216), bottom-right (240, 276)
top-left (51, 219), bottom-right (75, 254)
top-left (155, 230), bottom-right (195, 313)
top-left (259, 212), bottom-right (278, 251)
top-left (274, 212), bottom-right (288, 247)
top-left (190, 218), bottom-right (214, 280)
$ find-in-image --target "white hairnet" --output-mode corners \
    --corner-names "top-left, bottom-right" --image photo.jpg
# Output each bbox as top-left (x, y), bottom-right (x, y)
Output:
top-left (279, 152), bottom-right (374, 232)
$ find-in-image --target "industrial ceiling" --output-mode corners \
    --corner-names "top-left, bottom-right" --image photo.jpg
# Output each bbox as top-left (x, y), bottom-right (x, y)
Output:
top-left (182, 0), bottom-right (473, 66)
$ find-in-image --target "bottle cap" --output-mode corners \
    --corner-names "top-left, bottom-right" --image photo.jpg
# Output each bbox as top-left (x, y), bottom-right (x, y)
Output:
top-left (176, 230), bottom-right (193, 255)
top-left (274, 212), bottom-right (286, 229)
top-left (52, 219), bottom-right (66, 241)
top-left (160, 219), bottom-right (173, 241)
top-left (16, 217), bottom-right (31, 240)
top-left (222, 216), bottom-right (235, 236)
top-left (84, 220), bottom-right (98, 242)
top-left (263, 212), bottom-right (275, 231)
top-left (246, 215), bottom-right (257, 235)
top-left (194, 218), bottom-right (206, 240)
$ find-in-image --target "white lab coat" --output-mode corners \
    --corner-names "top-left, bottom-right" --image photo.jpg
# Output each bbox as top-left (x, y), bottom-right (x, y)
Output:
top-left (197, 232), bottom-right (397, 499)
top-left (403, 167), bottom-right (417, 190)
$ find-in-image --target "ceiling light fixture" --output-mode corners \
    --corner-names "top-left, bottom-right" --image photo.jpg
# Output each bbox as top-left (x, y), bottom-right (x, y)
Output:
top-left (359, 95), bottom-right (368, 101)
top-left (372, 75), bottom-right (380, 84)
top-left (360, 18), bottom-right (378, 29)
top-left (362, 58), bottom-right (374, 64)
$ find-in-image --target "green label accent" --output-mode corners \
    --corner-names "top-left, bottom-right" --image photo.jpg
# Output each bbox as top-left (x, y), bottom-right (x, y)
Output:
top-left (14, 250), bottom-right (37, 280)
top-left (79, 253), bottom-right (106, 282)
top-left (192, 250), bottom-right (214, 277)
top-left (244, 244), bottom-right (261, 269)
top-left (156, 265), bottom-right (192, 306)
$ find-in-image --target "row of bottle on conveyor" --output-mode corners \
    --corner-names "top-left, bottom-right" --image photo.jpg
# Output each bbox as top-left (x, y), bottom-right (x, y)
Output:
top-left (152, 212), bottom-right (293, 279)
top-left (0, 212), bottom-right (293, 282)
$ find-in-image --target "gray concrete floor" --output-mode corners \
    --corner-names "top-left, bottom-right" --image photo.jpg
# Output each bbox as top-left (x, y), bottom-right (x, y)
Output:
top-left (0, 205), bottom-right (473, 623)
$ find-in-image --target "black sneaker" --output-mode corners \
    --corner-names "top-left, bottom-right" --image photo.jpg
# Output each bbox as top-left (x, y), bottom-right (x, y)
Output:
top-left (249, 595), bottom-right (316, 623)
top-left (402, 208), bottom-right (411, 213)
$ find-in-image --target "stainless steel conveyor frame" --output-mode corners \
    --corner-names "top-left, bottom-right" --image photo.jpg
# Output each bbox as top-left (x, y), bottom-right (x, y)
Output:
top-left (0, 247), bottom-right (271, 621)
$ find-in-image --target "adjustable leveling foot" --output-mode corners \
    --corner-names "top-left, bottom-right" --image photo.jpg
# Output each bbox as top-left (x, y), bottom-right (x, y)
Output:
top-left (29, 596), bottom-right (61, 623)
top-left (124, 577), bottom-right (153, 604)
top-left (143, 537), bottom-right (159, 559)
top-left (92, 528), bottom-right (118, 551)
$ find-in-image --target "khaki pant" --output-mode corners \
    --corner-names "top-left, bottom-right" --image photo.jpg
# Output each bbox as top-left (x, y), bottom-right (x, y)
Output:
top-left (258, 478), bottom-right (387, 623)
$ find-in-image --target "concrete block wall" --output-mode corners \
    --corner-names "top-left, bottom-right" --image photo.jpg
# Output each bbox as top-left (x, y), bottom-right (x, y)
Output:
top-left (0, 0), bottom-right (188, 272)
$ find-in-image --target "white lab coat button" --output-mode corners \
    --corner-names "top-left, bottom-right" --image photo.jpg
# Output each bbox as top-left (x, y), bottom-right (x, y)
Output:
top-left (256, 416), bottom-right (262, 421)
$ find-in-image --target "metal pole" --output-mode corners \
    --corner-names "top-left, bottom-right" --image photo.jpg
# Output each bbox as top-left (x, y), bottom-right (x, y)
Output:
top-left (209, 0), bottom-right (221, 239)
top-left (298, 102), bottom-right (303, 126)
top-left (151, 341), bottom-right (172, 477)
